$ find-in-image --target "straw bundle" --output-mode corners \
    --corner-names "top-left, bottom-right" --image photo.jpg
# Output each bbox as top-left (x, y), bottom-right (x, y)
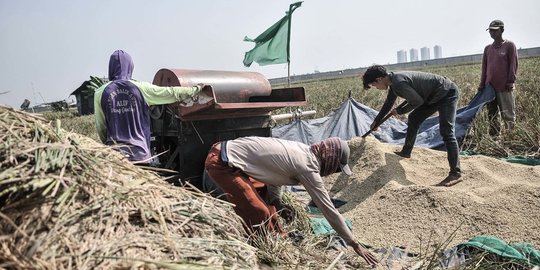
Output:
top-left (0, 106), bottom-right (256, 269)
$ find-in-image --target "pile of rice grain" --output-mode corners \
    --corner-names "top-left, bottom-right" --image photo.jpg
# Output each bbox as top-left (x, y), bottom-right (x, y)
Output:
top-left (325, 136), bottom-right (540, 251)
top-left (0, 106), bottom-right (256, 269)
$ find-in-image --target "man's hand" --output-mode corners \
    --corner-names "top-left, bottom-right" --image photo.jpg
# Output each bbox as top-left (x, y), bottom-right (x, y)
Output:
top-left (196, 83), bottom-right (214, 99)
top-left (506, 83), bottom-right (515, 91)
top-left (270, 199), bottom-right (295, 223)
top-left (279, 203), bottom-right (295, 223)
top-left (349, 241), bottom-right (378, 267)
top-left (390, 108), bottom-right (399, 116)
top-left (369, 122), bottom-right (379, 132)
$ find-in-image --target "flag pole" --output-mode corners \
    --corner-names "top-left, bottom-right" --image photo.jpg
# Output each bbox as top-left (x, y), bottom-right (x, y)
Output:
top-left (288, 63), bottom-right (291, 87)
top-left (286, 3), bottom-right (294, 88)
top-left (242, 1), bottom-right (302, 82)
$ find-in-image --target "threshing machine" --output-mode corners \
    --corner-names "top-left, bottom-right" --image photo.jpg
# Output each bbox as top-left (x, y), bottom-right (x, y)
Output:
top-left (149, 69), bottom-right (307, 187)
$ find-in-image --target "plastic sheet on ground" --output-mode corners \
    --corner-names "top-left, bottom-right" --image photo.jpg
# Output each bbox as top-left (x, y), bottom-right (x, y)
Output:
top-left (272, 86), bottom-right (496, 150)
top-left (310, 217), bottom-right (352, 237)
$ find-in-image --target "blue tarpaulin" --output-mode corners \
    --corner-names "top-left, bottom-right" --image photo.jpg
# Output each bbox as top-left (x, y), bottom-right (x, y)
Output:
top-left (272, 86), bottom-right (496, 149)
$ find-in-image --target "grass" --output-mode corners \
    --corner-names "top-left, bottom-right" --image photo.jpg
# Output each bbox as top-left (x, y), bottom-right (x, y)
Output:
top-left (42, 110), bottom-right (99, 142)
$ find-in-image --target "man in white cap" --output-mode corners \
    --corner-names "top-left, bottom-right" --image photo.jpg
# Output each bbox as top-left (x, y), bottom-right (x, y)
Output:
top-left (479, 19), bottom-right (518, 136)
top-left (205, 136), bottom-right (378, 266)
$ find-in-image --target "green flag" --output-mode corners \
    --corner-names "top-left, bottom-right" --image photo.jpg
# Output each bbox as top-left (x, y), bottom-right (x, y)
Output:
top-left (243, 1), bottom-right (303, 67)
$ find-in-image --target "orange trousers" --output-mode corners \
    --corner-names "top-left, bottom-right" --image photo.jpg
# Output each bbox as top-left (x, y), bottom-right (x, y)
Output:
top-left (204, 144), bottom-right (284, 235)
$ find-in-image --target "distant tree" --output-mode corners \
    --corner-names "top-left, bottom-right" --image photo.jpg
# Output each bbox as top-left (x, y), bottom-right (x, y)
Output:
top-left (83, 76), bottom-right (108, 94)
top-left (50, 100), bottom-right (69, 112)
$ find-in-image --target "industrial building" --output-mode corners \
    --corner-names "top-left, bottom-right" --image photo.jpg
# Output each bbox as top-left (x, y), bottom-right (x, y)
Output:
top-left (409, 48), bottom-right (419, 62)
top-left (397, 50), bottom-right (408, 63)
top-left (434, 45), bottom-right (443, 59)
top-left (421, 47), bottom-right (431, 60)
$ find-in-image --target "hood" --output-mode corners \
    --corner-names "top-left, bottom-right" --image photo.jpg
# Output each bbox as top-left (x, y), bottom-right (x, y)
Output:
top-left (108, 50), bottom-right (134, 81)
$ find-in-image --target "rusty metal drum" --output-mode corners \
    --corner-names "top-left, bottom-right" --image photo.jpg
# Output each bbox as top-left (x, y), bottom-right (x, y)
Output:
top-left (152, 69), bottom-right (272, 103)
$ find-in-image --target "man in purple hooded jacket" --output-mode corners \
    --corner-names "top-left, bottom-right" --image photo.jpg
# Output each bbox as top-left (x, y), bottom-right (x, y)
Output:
top-left (94, 50), bottom-right (205, 163)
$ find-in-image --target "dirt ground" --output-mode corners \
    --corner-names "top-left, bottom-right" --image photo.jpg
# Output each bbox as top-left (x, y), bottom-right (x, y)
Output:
top-left (323, 136), bottom-right (540, 252)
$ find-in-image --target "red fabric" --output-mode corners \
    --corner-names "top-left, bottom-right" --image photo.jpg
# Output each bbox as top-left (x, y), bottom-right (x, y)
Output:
top-left (480, 41), bottom-right (518, 92)
top-left (309, 137), bottom-right (341, 177)
top-left (204, 144), bottom-right (284, 235)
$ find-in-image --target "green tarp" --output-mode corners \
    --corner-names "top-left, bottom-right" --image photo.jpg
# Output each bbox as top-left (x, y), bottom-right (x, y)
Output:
top-left (460, 235), bottom-right (540, 266)
top-left (460, 150), bottom-right (540, 166)
top-left (499, 156), bottom-right (540, 166)
top-left (310, 217), bottom-right (352, 236)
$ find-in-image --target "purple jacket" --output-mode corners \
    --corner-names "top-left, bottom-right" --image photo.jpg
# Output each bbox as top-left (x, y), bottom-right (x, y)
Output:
top-left (101, 50), bottom-right (151, 162)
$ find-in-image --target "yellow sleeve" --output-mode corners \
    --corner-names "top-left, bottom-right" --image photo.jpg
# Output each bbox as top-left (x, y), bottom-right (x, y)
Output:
top-left (134, 81), bottom-right (202, 106)
top-left (93, 84), bottom-right (109, 143)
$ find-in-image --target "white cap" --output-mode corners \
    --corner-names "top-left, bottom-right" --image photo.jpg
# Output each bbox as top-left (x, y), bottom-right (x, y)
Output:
top-left (339, 139), bottom-right (352, 176)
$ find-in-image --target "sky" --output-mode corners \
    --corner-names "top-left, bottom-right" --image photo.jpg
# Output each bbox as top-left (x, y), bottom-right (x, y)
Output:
top-left (1, 0), bottom-right (539, 108)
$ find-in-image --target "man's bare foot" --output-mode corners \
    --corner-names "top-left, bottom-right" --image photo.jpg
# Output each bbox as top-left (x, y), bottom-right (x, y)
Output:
top-left (435, 174), bottom-right (462, 187)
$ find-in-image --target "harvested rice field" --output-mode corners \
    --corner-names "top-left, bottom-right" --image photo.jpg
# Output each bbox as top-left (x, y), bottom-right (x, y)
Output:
top-left (2, 105), bottom-right (539, 269)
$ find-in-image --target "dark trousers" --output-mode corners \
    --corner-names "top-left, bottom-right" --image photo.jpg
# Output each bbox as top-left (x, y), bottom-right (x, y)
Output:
top-left (402, 88), bottom-right (461, 176)
top-left (204, 144), bottom-right (284, 235)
